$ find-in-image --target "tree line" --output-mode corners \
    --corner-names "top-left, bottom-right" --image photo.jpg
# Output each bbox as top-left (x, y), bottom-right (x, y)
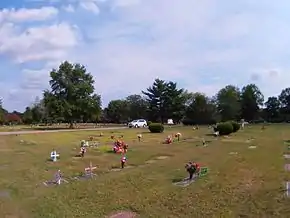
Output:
top-left (0, 61), bottom-right (289, 126)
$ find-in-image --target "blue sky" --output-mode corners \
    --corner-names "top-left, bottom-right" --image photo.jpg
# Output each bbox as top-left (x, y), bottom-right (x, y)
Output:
top-left (1, 0), bottom-right (290, 112)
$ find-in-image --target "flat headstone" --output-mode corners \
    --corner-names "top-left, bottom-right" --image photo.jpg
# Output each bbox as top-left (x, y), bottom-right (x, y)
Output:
top-left (74, 174), bottom-right (96, 180)
top-left (284, 154), bottom-right (290, 159)
top-left (155, 156), bottom-right (169, 160)
top-left (286, 182), bottom-right (290, 197)
top-left (229, 152), bottom-right (238, 155)
top-left (109, 211), bottom-right (137, 218)
top-left (110, 165), bottom-right (134, 172)
top-left (43, 178), bottom-right (69, 186)
top-left (173, 176), bottom-right (197, 187)
top-left (248, 146), bottom-right (256, 149)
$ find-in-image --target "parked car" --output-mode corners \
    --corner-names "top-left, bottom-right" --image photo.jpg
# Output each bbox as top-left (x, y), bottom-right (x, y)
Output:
top-left (128, 119), bottom-right (147, 128)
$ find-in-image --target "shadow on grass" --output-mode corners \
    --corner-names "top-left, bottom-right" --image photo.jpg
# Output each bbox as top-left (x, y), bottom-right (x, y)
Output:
top-left (284, 140), bottom-right (290, 144)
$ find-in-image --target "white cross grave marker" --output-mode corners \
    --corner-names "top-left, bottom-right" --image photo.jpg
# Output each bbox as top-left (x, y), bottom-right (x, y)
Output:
top-left (50, 150), bottom-right (59, 162)
top-left (84, 162), bottom-right (97, 177)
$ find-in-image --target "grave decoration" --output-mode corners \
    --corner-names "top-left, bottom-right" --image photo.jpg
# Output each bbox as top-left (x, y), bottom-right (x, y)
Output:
top-left (175, 132), bottom-right (181, 141)
top-left (74, 162), bottom-right (97, 180)
top-left (99, 132), bottom-right (103, 137)
top-left (78, 146), bottom-right (87, 157)
top-left (111, 135), bottom-right (115, 139)
top-left (50, 150), bottom-right (59, 162)
top-left (173, 162), bottom-right (208, 187)
top-left (43, 170), bottom-right (68, 186)
top-left (80, 140), bottom-right (89, 147)
top-left (164, 135), bottom-right (173, 144)
top-left (113, 139), bottom-right (128, 153)
top-left (121, 155), bottom-right (127, 168)
top-left (137, 134), bottom-right (142, 142)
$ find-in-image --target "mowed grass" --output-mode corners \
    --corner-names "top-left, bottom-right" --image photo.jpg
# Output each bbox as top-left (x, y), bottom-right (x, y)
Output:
top-left (0, 123), bottom-right (123, 132)
top-left (0, 125), bottom-right (290, 217)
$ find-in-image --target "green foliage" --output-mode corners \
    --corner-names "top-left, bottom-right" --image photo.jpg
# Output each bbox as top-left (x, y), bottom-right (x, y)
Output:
top-left (43, 61), bottom-right (102, 126)
top-left (142, 79), bottom-right (185, 123)
top-left (216, 122), bottom-right (233, 135)
top-left (148, 123), bottom-right (164, 133)
top-left (230, 121), bottom-right (240, 132)
top-left (184, 92), bottom-right (217, 124)
top-left (240, 84), bottom-right (264, 121)
top-left (147, 121), bottom-right (152, 126)
top-left (216, 85), bottom-right (241, 121)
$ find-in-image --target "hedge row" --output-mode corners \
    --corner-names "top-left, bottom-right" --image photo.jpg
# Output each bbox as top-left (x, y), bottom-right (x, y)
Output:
top-left (214, 121), bottom-right (240, 135)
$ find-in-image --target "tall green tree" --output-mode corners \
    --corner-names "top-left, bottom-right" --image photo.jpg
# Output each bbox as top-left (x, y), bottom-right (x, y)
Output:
top-left (240, 84), bottom-right (264, 121)
top-left (184, 92), bottom-right (217, 124)
top-left (43, 61), bottom-right (101, 127)
top-left (22, 107), bottom-right (33, 124)
top-left (265, 96), bottom-right (281, 121)
top-left (106, 99), bottom-right (129, 123)
top-left (216, 85), bottom-right (241, 121)
top-left (126, 95), bottom-right (148, 120)
top-left (0, 98), bottom-right (5, 124)
top-left (163, 81), bottom-right (185, 123)
top-left (142, 79), bottom-right (185, 123)
top-left (142, 79), bottom-right (168, 122)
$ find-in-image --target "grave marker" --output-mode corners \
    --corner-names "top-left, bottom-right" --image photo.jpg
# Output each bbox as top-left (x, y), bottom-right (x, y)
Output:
top-left (173, 176), bottom-right (197, 187)
top-left (50, 150), bottom-right (59, 162)
top-left (43, 170), bottom-right (68, 186)
top-left (284, 154), bottom-right (290, 159)
top-left (286, 182), bottom-right (290, 197)
top-left (85, 162), bottom-right (97, 177)
top-left (74, 162), bottom-right (97, 180)
top-left (248, 146), bottom-right (256, 149)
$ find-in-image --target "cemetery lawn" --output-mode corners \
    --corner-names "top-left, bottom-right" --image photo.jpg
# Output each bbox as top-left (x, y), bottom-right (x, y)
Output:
top-left (0, 124), bottom-right (289, 217)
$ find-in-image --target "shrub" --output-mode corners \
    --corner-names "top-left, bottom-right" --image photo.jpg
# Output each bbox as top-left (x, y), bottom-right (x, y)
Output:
top-left (216, 122), bottom-right (233, 135)
top-left (148, 123), bottom-right (164, 133)
top-left (147, 121), bottom-right (152, 126)
top-left (231, 121), bottom-right (240, 132)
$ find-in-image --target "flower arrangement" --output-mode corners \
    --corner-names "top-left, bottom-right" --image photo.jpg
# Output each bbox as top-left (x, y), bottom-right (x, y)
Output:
top-left (175, 132), bottom-right (181, 141)
top-left (137, 134), bottom-right (142, 141)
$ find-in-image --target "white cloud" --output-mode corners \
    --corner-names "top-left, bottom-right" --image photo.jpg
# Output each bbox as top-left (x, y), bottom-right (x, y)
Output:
top-left (2, 0), bottom-right (290, 111)
top-left (0, 7), bottom-right (58, 22)
top-left (79, 1), bottom-right (100, 14)
top-left (0, 22), bottom-right (80, 63)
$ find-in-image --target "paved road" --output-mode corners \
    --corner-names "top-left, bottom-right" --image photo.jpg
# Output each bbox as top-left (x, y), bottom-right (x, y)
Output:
top-left (0, 126), bottom-right (128, 136)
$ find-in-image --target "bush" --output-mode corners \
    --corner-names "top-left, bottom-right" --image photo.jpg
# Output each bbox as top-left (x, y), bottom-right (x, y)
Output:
top-left (147, 121), bottom-right (152, 126)
top-left (231, 121), bottom-right (240, 132)
top-left (216, 122), bottom-right (233, 135)
top-left (148, 123), bottom-right (164, 133)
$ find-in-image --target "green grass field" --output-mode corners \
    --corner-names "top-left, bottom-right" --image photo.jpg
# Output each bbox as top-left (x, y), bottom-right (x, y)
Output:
top-left (0, 124), bottom-right (289, 217)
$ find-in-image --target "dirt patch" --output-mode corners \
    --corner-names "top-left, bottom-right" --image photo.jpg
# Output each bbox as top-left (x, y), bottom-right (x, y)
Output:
top-left (108, 211), bottom-right (137, 218)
